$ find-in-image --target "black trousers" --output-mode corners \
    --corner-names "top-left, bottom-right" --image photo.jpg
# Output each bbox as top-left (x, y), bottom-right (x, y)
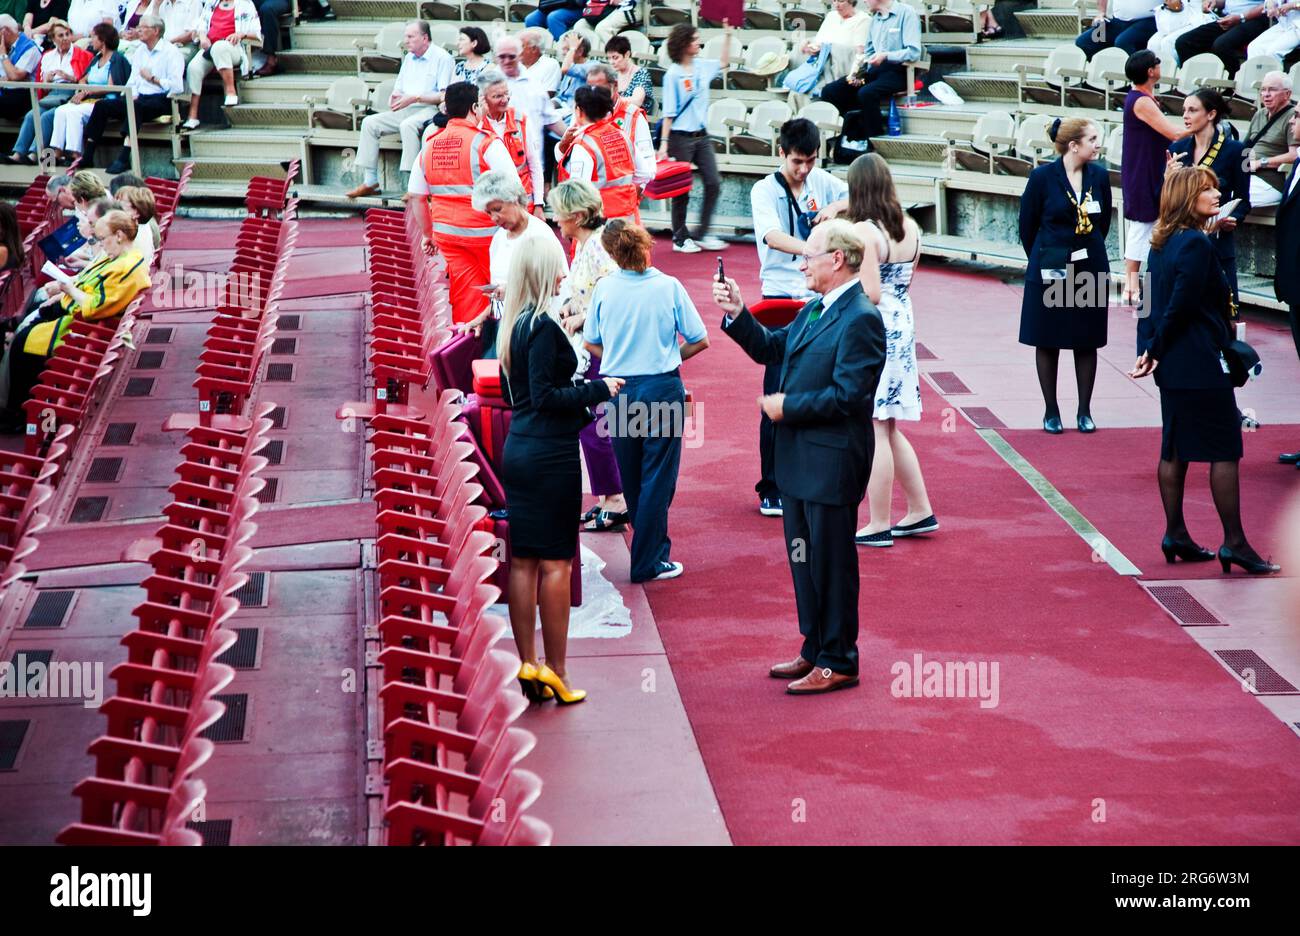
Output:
top-left (757, 361), bottom-right (781, 498)
top-left (782, 494), bottom-right (860, 675)
top-left (666, 130), bottom-right (720, 245)
top-left (0, 88), bottom-right (34, 122)
top-left (818, 62), bottom-right (907, 140)
top-left (82, 94), bottom-right (172, 166)
top-left (254, 0), bottom-right (292, 56)
top-left (1174, 18), bottom-right (1270, 75)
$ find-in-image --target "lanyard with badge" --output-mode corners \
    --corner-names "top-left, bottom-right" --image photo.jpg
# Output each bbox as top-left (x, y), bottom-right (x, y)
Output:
top-left (1042, 174), bottom-right (1100, 282)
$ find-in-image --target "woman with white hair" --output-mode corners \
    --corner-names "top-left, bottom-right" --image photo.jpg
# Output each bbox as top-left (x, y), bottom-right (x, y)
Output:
top-left (181, 0), bottom-right (260, 128)
top-left (498, 232), bottom-right (624, 706)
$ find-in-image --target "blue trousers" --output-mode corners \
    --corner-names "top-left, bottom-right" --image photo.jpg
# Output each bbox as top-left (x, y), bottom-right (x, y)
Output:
top-left (1075, 16), bottom-right (1158, 58)
top-left (12, 92), bottom-right (70, 155)
top-left (607, 370), bottom-right (685, 582)
top-left (525, 7), bottom-right (583, 40)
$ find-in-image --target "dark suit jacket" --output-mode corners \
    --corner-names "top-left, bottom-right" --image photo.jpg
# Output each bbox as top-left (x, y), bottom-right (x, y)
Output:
top-left (1143, 228), bottom-right (1234, 391)
top-left (722, 281), bottom-right (886, 506)
top-left (1168, 131), bottom-right (1249, 261)
top-left (1275, 156), bottom-right (1300, 307)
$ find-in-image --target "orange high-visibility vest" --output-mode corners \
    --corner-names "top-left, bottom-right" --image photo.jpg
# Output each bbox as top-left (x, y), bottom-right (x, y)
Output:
top-left (419, 117), bottom-right (496, 243)
top-left (560, 114), bottom-right (640, 220)
top-left (610, 96), bottom-right (648, 148)
top-left (486, 108), bottom-right (532, 198)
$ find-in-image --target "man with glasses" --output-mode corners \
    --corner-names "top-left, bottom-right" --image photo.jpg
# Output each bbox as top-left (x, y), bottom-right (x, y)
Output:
top-left (1242, 71), bottom-right (1298, 208)
top-left (488, 34), bottom-right (566, 215)
top-left (713, 221), bottom-right (886, 696)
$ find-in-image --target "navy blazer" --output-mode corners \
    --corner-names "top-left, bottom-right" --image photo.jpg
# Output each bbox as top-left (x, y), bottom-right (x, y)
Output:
top-left (1274, 155), bottom-right (1300, 306)
top-left (1168, 129), bottom-right (1249, 260)
top-left (1018, 157), bottom-right (1112, 272)
top-left (1142, 228), bottom-right (1234, 390)
top-left (722, 282), bottom-right (886, 506)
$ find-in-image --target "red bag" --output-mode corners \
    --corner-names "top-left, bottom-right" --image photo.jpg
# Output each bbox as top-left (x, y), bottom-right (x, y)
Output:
top-left (644, 159), bottom-right (694, 200)
top-left (699, 0), bottom-right (743, 25)
top-left (471, 358), bottom-right (502, 398)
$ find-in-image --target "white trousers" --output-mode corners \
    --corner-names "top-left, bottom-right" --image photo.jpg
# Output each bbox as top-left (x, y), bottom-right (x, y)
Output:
top-left (1146, 24), bottom-right (1203, 66)
top-left (187, 40), bottom-right (243, 95)
top-left (357, 105), bottom-right (436, 172)
top-left (574, 9), bottom-right (628, 51)
top-left (1249, 173), bottom-right (1283, 207)
top-left (50, 100), bottom-right (97, 152)
top-left (1247, 22), bottom-right (1300, 62)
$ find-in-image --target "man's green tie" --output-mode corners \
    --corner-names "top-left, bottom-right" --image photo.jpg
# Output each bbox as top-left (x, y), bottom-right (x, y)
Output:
top-left (805, 297), bottom-right (824, 323)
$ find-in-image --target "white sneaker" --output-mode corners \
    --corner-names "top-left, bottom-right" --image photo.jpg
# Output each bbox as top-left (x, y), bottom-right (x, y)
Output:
top-left (651, 561), bottom-right (684, 581)
top-left (223, 94), bottom-right (239, 107)
top-left (673, 238), bottom-right (701, 253)
top-left (182, 118), bottom-right (201, 130)
top-left (697, 236), bottom-right (727, 251)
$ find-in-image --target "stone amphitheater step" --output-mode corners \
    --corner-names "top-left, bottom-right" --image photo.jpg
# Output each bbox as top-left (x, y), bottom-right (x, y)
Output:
top-left (226, 101), bottom-right (312, 128)
top-left (964, 39), bottom-right (1060, 75)
top-left (238, 74), bottom-right (338, 105)
top-left (896, 102), bottom-right (991, 138)
top-left (186, 130), bottom-right (308, 160)
top-left (866, 134), bottom-right (948, 166)
top-left (180, 155), bottom-right (295, 182)
top-left (279, 48), bottom-right (361, 75)
top-left (941, 71), bottom-right (1019, 102)
top-left (328, 0), bottom-right (432, 19)
top-left (1015, 8), bottom-right (1093, 40)
top-left (290, 20), bottom-right (391, 50)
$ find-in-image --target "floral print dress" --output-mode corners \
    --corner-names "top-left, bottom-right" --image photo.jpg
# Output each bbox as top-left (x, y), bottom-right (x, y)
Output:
top-left (866, 220), bottom-right (922, 421)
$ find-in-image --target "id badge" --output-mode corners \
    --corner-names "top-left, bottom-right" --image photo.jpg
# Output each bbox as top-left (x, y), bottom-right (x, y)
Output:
top-left (1083, 198), bottom-right (1101, 214)
top-left (1070, 247), bottom-right (1089, 262)
top-left (1219, 352), bottom-right (1231, 374)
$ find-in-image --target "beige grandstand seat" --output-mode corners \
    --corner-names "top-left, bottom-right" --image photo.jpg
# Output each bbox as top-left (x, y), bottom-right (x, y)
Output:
top-left (746, 0), bottom-right (784, 30)
top-left (1216, 54), bottom-right (1277, 119)
top-left (1102, 123), bottom-right (1123, 189)
top-left (464, 0), bottom-right (505, 20)
top-left (430, 23), bottom-right (461, 53)
top-left (728, 99), bottom-right (793, 156)
top-left (1017, 43), bottom-right (1086, 108)
top-left (1156, 53), bottom-right (1225, 113)
top-left (650, 0), bottom-right (693, 27)
top-left (928, 0), bottom-right (990, 42)
top-left (708, 98), bottom-right (749, 152)
top-left (784, 2), bottom-right (825, 31)
top-left (305, 76), bottom-right (370, 130)
top-left (620, 29), bottom-right (654, 64)
top-left (420, 0), bottom-right (465, 19)
top-left (507, 1), bottom-right (537, 22)
top-left (1063, 46), bottom-right (1128, 110)
top-left (728, 37), bottom-right (789, 91)
top-left (1290, 59), bottom-right (1300, 93)
top-left (994, 113), bottom-right (1054, 176)
top-left (357, 22), bottom-right (406, 76)
top-left (797, 100), bottom-right (843, 158)
top-left (944, 109), bottom-right (1016, 173)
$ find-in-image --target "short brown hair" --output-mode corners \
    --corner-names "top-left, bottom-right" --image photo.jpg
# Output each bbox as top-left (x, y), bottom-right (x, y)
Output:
top-left (601, 220), bottom-right (653, 272)
top-left (1151, 165), bottom-right (1217, 250)
top-left (1048, 117), bottom-right (1094, 156)
top-left (116, 185), bottom-right (156, 223)
top-left (666, 24), bottom-right (697, 64)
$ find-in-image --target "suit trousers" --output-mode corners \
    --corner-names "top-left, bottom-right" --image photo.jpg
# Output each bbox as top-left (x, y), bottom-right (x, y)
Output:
top-left (817, 62), bottom-right (907, 140)
top-left (782, 494), bottom-right (860, 675)
top-left (357, 105), bottom-right (437, 172)
top-left (757, 360), bottom-right (781, 498)
top-left (82, 93), bottom-right (172, 166)
top-left (1175, 18), bottom-right (1270, 75)
top-left (608, 370), bottom-right (685, 581)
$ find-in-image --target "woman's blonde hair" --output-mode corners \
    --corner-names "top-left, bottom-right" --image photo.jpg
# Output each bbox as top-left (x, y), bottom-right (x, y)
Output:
top-left (547, 179), bottom-right (604, 229)
top-left (70, 170), bottom-right (107, 204)
top-left (1048, 116), bottom-right (1094, 156)
top-left (496, 233), bottom-right (568, 371)
top-left (1151, 165), bottom-right (1217, 250)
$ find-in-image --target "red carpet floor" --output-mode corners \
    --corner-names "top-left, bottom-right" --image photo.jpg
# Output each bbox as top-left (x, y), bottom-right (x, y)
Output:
top-left (642, 242), bottom-right (1300, 844)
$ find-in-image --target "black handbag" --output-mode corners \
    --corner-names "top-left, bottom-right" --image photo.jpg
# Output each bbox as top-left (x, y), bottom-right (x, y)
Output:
top-left (1222, 339), bottom-right (1261, 388)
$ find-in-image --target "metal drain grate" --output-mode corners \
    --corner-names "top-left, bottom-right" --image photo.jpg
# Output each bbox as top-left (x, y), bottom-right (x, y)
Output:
top-left (929, 371), bottom-right (972, 395)
top-left (961, 407), bottom-right (1006, 429)
top-left (187, 819), bottom-right (233, 846)
top-left (1147, 585), bottom-right (1222, 625)
top-left (915, 342), bottom-right (937, 361)
top-left (234, 572), bottom-right (268, 608)
top-left (85, 457), bottom-right (123, 483)
top-left (216, 628), bottom-right (260, 669)
top-left (70, 496), bottom-right (108, 522)
top-left (267, 406), bottom-right (286, 428)
top-left (23, 591), bottom-right (74, 629)
top-left (270, 337), bottom-right (297, 355)
top-left (255, 477), bottom-right (278, 503)
top-left (278, 314), bottom-right (300, 330)
top-left (202, 694), bottom-right (248, 742)
top-left (265, 363), bottom-right (294, 382)
top-left (0, 721), bottom-right (30, 770)
top-left (9, 648), bottom-right (53, 667)
top-left (123, 377), bottom-right (154, 397)
top-left (262, 439), bottom-right (284, 465)
top-left (1215, 650), bottom-right (1300, 695)
top-left (102, 422), bottom-right (136, 446)
top-left (144, 327), bottom-right (173, 344)
top-left (134, 350), bottom-right (165, 369)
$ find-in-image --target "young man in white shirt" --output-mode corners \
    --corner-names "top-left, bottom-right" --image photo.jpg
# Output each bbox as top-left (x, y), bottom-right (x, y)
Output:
top-left (347, 20), bottom-right (453, 198)
top-left (747, 117), bottom-right (849, 516)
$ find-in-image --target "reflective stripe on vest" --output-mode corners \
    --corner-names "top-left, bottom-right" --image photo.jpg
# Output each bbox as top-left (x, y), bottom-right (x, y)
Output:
top-left (420, 119), bottom-right (496, 240)
top-left (569, 115), bottom-right (640, 219)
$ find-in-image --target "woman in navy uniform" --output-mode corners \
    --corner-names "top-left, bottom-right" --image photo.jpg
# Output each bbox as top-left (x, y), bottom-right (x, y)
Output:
top-left (1166, 87), bottom-right (1249, 301)
top-left (1018, 117), bottom-right (1111, 434)
top-left (1130, 165), bottom-right (1278, 575)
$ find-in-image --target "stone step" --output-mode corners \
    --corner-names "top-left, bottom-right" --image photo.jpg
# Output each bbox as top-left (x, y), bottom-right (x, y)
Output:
top-left (941, 71), bottom-right (1018, 102)
top-left (1014, 9), bottom-right (1090, 40)
top-left (964, 39), bottom-right (1059, 75)
top-left (226, 101), bottom-right (313, 128)
top-left (239, 74), bottom-right (337, 104)
top-left (180, 155), bottom-right (293, 182)
top-left (290, 20), bottom-right (390, 50)
top-left (186, 130), bottom-right (307, 160)
top-left (279, 48), bottom-right (359, 75)
top-left (867, 133), bottom-right (948, 165)
top-left (897, 103), bottom-right (989, 138)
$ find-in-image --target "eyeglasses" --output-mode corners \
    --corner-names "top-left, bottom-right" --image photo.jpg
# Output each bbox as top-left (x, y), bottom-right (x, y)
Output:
top-left (496, 53), bottom-right (517, 60)
top-left (800, 249), bottom-right (838, 264)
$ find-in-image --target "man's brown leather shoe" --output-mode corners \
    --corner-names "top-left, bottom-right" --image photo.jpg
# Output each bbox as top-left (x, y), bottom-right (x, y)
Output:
top-left (769, 656), bottom-right (815, 680)
top-left (787, 667), bottom-right (859, 695)
top-left (346, 182), bottom-right (380, 199)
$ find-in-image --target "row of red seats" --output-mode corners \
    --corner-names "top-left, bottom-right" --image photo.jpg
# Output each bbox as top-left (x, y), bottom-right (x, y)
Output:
top-left (356, 208), bottom-right (551, 846)
top-left (57, 406), bottom-right (278, 845)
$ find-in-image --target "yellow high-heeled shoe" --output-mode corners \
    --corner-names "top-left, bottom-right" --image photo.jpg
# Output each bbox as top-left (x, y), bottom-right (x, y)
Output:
top-left (516, 662), bottom-right (553, 702)
top-left (535, 664), bottom-right (587, 705)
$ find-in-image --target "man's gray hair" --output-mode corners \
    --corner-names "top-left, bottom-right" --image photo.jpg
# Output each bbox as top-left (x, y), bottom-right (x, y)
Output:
top-left (587, 62), bottom-right (618, 85)
top-left (472, 170), bottom-right (529, 211)
top-left (0, 14), bottom-right (18, 31)
top-left (408, 19), bottom-right (431, 40)
top-left (140, 13), bottom-right (165, 34)
top-left (476, 65), bottom-right (508, 93)
top-left (816, 219), bottom-right (865, 272)
top-left (45, 174), bottom-right (71, 196)
top-left (1262, 70), bottom-right (1293, 93)
top-left (519, 27), bottom-right (549, 51)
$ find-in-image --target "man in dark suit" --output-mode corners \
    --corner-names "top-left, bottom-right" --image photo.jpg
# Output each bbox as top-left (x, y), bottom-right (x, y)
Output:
top-left (1276, 114), bottom-right (1300, 468)
top-left (713, 220), bottom-right (887, 694)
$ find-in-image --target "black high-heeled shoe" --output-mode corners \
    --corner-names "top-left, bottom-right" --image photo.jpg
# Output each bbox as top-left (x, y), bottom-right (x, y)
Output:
top-left (1218, 546), bottom-right (1281, 575)
top-left (1043, 413), bottom-right (1063, 434)
top-left (1161, 536), bottom-right (1213, 564)
top-left (1077, 414), bottom-right (1096, 433)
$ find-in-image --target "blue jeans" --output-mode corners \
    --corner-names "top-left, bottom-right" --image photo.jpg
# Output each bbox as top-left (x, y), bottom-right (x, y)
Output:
top-left (606, 370), bottom-right (685, 581)
top-left (524, 7), bottom-right (583, 40)
top-left (13, 92), bottom-right (70, 155)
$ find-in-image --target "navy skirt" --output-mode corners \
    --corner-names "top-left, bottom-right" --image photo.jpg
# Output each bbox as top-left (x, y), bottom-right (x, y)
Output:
top-left (501, 430), bottom-right (581, 560)
top-left (1159, 387), bottom-right (1242, 463)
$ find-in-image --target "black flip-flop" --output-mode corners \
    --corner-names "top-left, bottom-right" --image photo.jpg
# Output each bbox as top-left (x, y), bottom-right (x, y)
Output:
top-left (579, 505), bottom-right (602, 524)
top-left (585, 510), bottom-right (629, 532)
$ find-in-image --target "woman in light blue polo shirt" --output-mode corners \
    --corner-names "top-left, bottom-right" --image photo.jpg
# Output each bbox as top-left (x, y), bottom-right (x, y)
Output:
top-left (583, 222), bottom-right (711, 582)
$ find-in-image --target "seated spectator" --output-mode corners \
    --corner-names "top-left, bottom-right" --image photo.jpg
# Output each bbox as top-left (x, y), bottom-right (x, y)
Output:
top-left (83, 14), bottom-right (183, 174)
top-left (1076, 0), bottom-right (1159, 59)
top-left (793, 0), bottom-right (870, 106)
top-left (69, 168), bottom-right (107, 211)
top-left (0, 14), bottom-right (43, 122)
top-left (1175, 0), bottom-right (1272, 74)
top-left (1242, 70), bottom-right (1298, 206)
top-left (65, 0), bottom-right (117, 40)
top-left (45, 173), bottom-right (76, 212)
top-left (454, 24), bottom-right (489, 84)
top-left (559, 85), bottom-right (640, 222)
top-left (114, 184), bottom-right (156, 267)
top-left (0, 201), bottom-right (24, 273)
top-left (0, 209), bottom-right (149, 433)
top-left (48, 24), bottom-right (129, 164)
top-left (603, 33), bottom-right (652, 114)
top-left (1148, 0), bottom-right (1214, 64)
top-left (818, 0), bottom-right (921, 149)
top-left (574, 0), bottom-right (638, 51)
top-left (153, 0), bottom-right (201, 66)
top-left (109, 171), bottom-right (158, 247)
top-left (7, 20), bottom-right (91, 165)
top-left (57, 193), bottom-right (116, 272)
top-left (1248, 0), bottom-right (1300, 62)
top-left (182, 0), bottom-right (261, 128)
top-left (520, 26), bottom-right (560, 93)
top-left (525, 0), bottom-right (584, 43)
top-left (116, 0), bottom-right (151, 51)
top-left (21, 0), bottom-right (72, 44)
top-left (555, 31), bottom-right (592, 110)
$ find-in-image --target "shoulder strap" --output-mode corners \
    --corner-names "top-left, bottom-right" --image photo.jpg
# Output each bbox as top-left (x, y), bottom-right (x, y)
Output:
top-left (770, 171), bottom-right (802, 261)
top-left (1244, 103), bottom-right (1294, 150)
